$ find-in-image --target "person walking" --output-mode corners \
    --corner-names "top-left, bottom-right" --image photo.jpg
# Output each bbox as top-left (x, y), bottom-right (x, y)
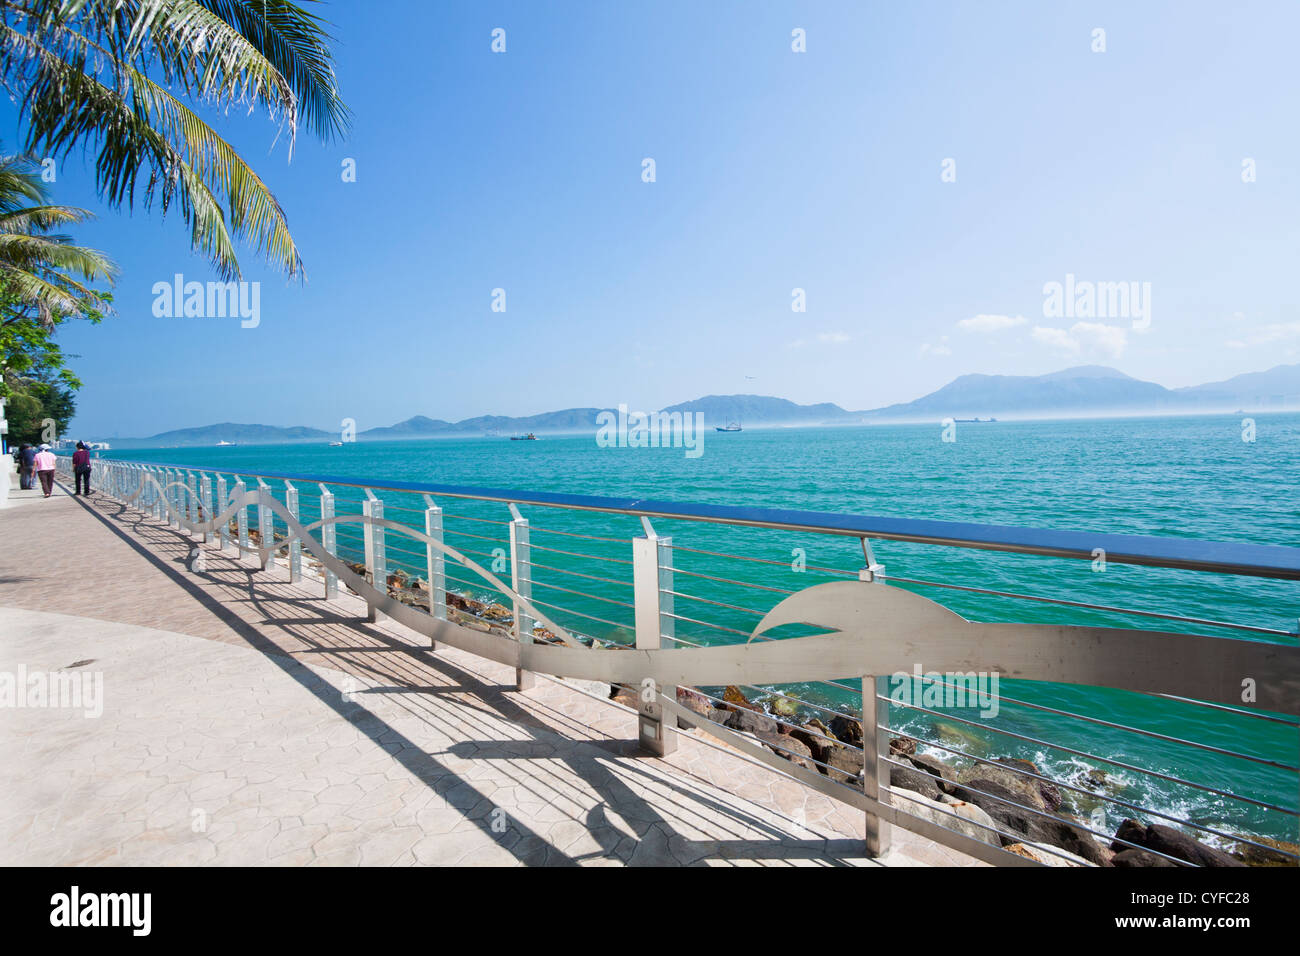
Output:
top-left (17, 443), bottom-right (35, 490)
top-left (72, 441), bottom-right (92, 495)
top-left (33, 444), bottom-right (57, 498)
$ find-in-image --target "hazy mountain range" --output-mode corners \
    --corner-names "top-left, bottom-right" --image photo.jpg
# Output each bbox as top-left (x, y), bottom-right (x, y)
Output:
top-left (102, 364), bottom-right (1300, 446)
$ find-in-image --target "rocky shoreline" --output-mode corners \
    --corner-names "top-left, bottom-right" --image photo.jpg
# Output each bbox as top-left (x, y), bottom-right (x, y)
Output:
top-left (274, 544), bottom-right (1295, 869)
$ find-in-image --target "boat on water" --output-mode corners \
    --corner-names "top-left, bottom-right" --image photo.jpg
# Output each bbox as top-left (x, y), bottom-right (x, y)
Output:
top-left (215, 440), bottom-right (237, 446)
top-left (328, 441), bottom-right (344, 447)
top-left (954, 417), bottom-right (998, 423)
top-left (716, 420), bottom-right (743, 432)
top-left (510, 433), bottom-right (538, 441)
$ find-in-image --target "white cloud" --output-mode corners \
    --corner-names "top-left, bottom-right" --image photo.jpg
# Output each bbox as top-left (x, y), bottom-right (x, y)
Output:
top-left (1030, 326), bottom-right (1079, 353)
top-left (1031, 322), bottom-right (1128, 359)
top-left (919, 335), bottom-right (952, 357)
top-left (957, 313), bottom-right (1027, 333)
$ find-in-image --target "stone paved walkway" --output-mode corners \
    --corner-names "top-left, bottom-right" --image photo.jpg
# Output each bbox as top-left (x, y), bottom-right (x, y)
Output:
top-left (0, 477), bottom-right (980, 866)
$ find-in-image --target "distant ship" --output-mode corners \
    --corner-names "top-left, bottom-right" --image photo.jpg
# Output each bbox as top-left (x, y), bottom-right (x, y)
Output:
top-left (716, 420), bottom-right (743, 432)
top-left (328, 441), bottom-right (344, 446)
top-left (510, 433), bottom-right (538, 441)
top-left (954, 417), bottom-right (998, 423)
top-left (215, 440), bottom-right (237, 446)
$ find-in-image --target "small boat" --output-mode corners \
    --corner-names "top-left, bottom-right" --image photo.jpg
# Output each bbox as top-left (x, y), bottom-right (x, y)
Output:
top-left (215, 440), bottom-right (237, 446)
top-left (329, 441), bottom-right (344, 447)
top-left (510, 433), bottom-right (538, 441)
top-left (715, 420), bottom-right (742, 432)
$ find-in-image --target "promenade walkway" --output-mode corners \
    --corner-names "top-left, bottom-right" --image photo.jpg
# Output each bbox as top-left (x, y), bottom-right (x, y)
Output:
top-left (0, 478), bottom-right (979, 866)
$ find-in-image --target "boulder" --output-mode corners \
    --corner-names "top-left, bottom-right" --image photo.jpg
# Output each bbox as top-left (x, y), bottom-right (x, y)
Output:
top-left (829, 714), bottom-right (863, 747)
top-left (768, 695), bottom-right (800, 718)
top-left (674, 688), bottom-right (715, 731)
top-left (676, 687), bottom-right (713, 719)
top-left (889, 736), bottom-right (917, 756)
top-left (1084, 768), bottom-right (1109, 792)
top-left (1229, 836), bottom-right (1300, 867)
top-left (953, 762), bottom-right (1059, 817)
top-left (824, 746), bottom-right (864, 786)
top-left (1005, 842), bottom-right (1093, 867)
top-left (888, 763), bottom-right (944, 801)
top-left (609, 685), bottom-right (638, 708)
top-left (725, 708), bottom-right (778, 736)
top-left (1110, 820), bottom-right (1244, 868)
top-left (757, 731), bottom-right (819, 774)
top-left (1111, 848), bottom-right (1179, 868)
top-left (481, 602), bottom-right (512, 622)
top-left (907, 753), bottom-right (958, 795)
top-left (995, 757), bottom-right (1061, 811)
top-left (789, 721), bottom-right (839, 765)
top-left (723, 685), bottom-right (760, 710)
top-left (890, 790), bottom-right (1000, 847)
top-left (950, 779), bottom-right (1109, 866)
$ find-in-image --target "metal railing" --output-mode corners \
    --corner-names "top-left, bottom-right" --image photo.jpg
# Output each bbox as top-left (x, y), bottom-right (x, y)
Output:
top-left (63, 455), bottom-right (1300, 867)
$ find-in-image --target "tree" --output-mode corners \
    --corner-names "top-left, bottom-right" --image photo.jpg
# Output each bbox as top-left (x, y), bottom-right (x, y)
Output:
top-left (0, 152), bottom-right (115, 328)
top-left (0, 0), bottom-right (350, 280)
top-left (0, 151), bottom-right (114, 407)
top-left (4, 362), bottom-right (75, 443)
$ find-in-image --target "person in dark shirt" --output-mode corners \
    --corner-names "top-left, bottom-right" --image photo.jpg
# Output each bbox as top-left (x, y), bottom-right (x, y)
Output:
top-left (72, 442), bottom-right (92, 495)
top-left (17, 443), bottom-right (35, 490)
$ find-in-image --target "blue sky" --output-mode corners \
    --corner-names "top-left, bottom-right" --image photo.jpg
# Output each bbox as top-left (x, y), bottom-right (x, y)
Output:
top-left (5, 0), bottom-right (1298, 437)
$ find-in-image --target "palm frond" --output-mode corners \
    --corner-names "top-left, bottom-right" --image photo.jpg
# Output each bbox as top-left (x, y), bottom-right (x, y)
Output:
top-left (0, 0), bottom-right (348, 277)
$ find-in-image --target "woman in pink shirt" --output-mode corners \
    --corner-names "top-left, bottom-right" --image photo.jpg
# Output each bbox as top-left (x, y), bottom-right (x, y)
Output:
top-left (33, 445), bottom-right (57, 497)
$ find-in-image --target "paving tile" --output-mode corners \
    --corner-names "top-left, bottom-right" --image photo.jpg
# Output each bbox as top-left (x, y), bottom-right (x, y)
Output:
top-left (0, 486), bottom-right (981, 867)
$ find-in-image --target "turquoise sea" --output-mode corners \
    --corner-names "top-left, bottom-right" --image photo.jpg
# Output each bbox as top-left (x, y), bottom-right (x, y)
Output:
top-left (110, 414), bottom-right (1300, 847)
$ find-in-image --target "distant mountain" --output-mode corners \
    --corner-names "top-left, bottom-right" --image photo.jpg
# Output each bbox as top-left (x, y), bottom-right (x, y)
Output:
top-left (91, 364), bottom-right (1300, 446)
top-left (360, 408), bottom-right (605, 438)
top-left (860, 364), bottom-right (1300, 421)
top-left (359, 396), bottom-right (854, 438)
top-left (1174, 365), bottom-right (1300, 407)
top-left (663, 394), bottom-right (854, 425)
top-left (141, 422), bottom-right (332, 446)
top-left (360, 415), bottom-right (456, 438)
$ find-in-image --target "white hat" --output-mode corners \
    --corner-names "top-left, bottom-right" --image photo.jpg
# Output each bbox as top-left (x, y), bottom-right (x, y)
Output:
top-left (38, 443), bottom-right (50, 450)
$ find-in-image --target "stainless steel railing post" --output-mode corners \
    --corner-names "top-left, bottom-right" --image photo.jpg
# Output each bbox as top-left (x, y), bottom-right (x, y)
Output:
top-left (863, 674), bottom-right (892, 857)
top-left (363, 489), bottom-right (386, 622)
top-left (256, 479), bottom-right (274, 570)
top-left (633, 518), bottom-right (677, 756)
top-left (233, 477), bottom-right (248, 553)
top-left (423, 494), bottom-right (445, 649)
top-left (509, 504), bottom-right (535, 691)
top-left (199, 473), bottom-right (212, 543)
top-left (186, 471), bottom-right (197, 530)
top-left (285, 480), bottom-right (302, 583)
top-left (216, 475), bottom-right (229, 551)
top-left (319, 483), bottom-right (338, 600)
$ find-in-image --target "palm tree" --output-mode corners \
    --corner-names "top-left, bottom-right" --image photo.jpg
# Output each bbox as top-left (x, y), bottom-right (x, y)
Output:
top-left (0, 151), bottom-right (115, 329)
top-left (0, 0), bottom-right (350, 280)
